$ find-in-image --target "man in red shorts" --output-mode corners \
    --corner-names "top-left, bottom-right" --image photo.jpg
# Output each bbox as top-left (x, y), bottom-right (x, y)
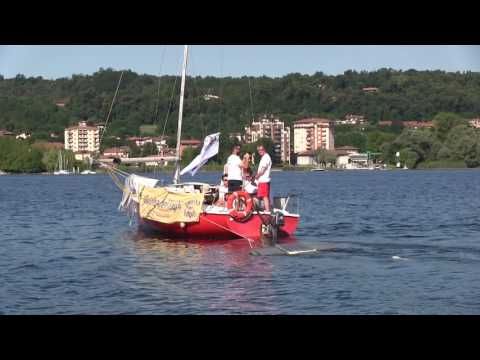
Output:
top-left (254, 145), bottom-right (272, 212)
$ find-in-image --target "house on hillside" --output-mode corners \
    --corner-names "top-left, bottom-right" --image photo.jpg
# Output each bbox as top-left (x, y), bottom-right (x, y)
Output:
top-left (103, 146), bottom-right (130, 159)
top-left (16, 132), bottom-right (31, 140)
top-left (0, 129), bottom-right (14, 137)
top-left (180, 139), bottom-right (201, 156)
top-left (469, 118), bottom-right (480, 129)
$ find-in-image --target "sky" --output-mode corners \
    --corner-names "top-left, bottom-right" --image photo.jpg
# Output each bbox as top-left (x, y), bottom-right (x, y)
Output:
top-left (0, 45), bottom-right (479, 79)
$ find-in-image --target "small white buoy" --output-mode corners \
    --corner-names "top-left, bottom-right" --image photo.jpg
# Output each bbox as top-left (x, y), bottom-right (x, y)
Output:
top-left (392, 255), bottom-right (407, 261)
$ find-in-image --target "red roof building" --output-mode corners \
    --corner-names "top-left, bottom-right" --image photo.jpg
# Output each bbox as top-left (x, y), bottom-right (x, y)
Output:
top-left (379, 120), bottom-right (433, 129)
top-left (334, 146), bottom-right (360, 155)
top-left (469, 118), bottom-right (480, 129)
top-left (179, 139), bottom-right (201, 156)
top-left (403, 121), bottom-right (434, 129)
top-left (180, 140), bottom-right (201, 146)
top-left (127, 136), bottom-right (168, 149)
top-left (103, 147), bottom-right (130, 158)
top-left (0, 129), bottom-right (14, 137)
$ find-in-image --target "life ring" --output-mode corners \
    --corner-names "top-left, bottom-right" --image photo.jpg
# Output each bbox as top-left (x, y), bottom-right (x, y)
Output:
top-left (226, 191), bottom-right (254, 222)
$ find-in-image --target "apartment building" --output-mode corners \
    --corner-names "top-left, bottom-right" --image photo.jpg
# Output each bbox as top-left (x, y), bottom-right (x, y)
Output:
top-left (244, 116), bottom-right (291, 164)
top-left (293, 118), bottom-right (335, 154)
top-left (64, 121), bottom-right (100, 153)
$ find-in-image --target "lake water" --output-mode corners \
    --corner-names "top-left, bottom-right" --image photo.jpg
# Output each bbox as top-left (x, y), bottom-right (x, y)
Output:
top-left (1, 169), bottom-right (480, 314)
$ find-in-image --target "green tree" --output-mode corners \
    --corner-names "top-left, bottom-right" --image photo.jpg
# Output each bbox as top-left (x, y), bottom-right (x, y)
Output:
top-left (384, 129), bottom-right (440, 168)
top-left (181, 146), bottom-right (201, 166)
top-left (443, 124), bottom-right (480, 166)
top-left (42, 149), bottom-right (59, 172)
top-left (335, 131), bottom-right (368, 152)
top-left (399, 148), bottom-right (418, 169)
top-left (433, 112), bottom-right (466, 141)
top-left (141, 142), bottom-right (158, 156)
top-left (315, 148), bottom-right (337, 167)
top-left (127, 141), bottom-right (141, 157)
top-left (367, 131), bottom-right (396, 152)
top-left (0, 138), bottom-right (45, 173)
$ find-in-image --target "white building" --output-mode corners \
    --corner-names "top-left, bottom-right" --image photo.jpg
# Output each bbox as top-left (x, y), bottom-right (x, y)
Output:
top-left (126, 136), bottom-right (168, 151)
top-left (16, 132), bottom-right (31, 140)
top-left (244, 115), bottom-right (291, 164)
top-left (469, 118), bottom-right (480, 129)
top-left (229, 132), bottom-right (244, 142)
top-left (293, 118), bottom-right (335, 154)
top-left (296, 150), bottom-right (316, 166)
top-left (74, 151), bottom-right (94, 162)
top-left (203, 94), bottom-right (221, 101)
top-left (64, 121), bottom-right (100, 153)
top-left (335, 114), bottom-right (366, 125)
top-left (103, 147), bottom-right (130, 158)
top-left (334, 146), bottom-right (369, 169)
top-left (296, 145), bottom-right (363, 168)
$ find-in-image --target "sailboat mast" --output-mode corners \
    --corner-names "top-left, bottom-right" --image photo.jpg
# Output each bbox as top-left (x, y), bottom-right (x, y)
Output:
top-left (173, 45), bottom-right (189, 184)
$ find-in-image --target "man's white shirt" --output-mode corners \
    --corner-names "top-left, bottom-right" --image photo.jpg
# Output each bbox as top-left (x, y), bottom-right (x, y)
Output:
top-left (257, 153), bottom-right (272, 183)
top-left (226, 154), bottom-right (243, 181)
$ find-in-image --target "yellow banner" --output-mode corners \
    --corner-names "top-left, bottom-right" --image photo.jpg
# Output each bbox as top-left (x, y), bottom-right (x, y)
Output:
top-left (139, 187), bottom-right (204, 224)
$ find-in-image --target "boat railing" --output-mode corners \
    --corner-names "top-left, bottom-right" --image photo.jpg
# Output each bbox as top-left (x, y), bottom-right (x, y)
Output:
top-left (273, 195), bottom-right (300, 215)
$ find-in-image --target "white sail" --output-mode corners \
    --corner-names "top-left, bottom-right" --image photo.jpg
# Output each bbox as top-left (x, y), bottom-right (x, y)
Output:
top-left (180, 132), bottom-right (220, 176)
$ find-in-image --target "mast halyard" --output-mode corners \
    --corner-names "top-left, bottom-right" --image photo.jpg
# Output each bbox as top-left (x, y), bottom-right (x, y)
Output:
top-left (173, 45), bottom-right (189, 184)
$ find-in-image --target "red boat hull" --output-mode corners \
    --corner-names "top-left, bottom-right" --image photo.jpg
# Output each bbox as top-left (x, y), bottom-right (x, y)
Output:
top-left (138, 212), bottom-right (299, 240)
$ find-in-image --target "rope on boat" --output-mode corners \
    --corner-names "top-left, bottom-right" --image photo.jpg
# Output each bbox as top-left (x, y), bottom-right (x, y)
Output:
top-left (202, 216), bottom-right (255, 249)
top-left (160, 66), bottom-right (180, 141)
top-left (101, 163), bottom-right (130, 192)
top-left (99, 71), bottom-right (124, 147)
top-left (248, 77), bottom-right (256, 123)
top-left (110, 166), bottom-right (131, 177)
top-left (106, 167), bottom-right (126, 191)
top-left (152, 46), bottom-right (167, 124)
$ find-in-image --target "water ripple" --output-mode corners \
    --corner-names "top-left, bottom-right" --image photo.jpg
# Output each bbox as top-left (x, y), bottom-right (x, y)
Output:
top-left (2, 171), bottom-right (480, 314)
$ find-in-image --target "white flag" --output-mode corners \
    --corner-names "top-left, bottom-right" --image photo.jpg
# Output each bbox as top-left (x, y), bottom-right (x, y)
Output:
top-left (180, 133), bottom-right (220, 176)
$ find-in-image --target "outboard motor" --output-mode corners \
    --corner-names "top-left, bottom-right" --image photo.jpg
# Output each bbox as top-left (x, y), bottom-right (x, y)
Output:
top-left (261, 210), bottom-right (285, 246)
top-left (272, 211), bottom-right (285, 227)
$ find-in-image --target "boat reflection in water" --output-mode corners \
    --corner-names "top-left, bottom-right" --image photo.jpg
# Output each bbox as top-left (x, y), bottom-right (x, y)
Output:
top-left (126, 229), bottom-right (299, 314)
top-left (131, 228), bottom-right (299, 260)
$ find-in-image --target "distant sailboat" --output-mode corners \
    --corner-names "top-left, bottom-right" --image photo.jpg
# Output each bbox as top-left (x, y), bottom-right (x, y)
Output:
top-left (53, 151), bottom-right (72, 175)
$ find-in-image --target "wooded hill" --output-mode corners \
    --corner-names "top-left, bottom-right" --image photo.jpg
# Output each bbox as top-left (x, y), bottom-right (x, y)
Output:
top-left (1, 68), bottom-right (480, 143)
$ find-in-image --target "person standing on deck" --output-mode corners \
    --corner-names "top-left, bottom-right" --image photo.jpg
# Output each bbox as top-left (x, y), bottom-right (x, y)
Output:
top-left (224, 144), bottom-right (248, 193)
top-left (214, 174), bottom-right (229, 207)
top-left (255, 145), bottom-right (272, 212)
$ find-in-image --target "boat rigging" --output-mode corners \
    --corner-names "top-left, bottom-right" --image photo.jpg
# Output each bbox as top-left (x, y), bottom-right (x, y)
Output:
top-left (99, 45), bottom-right (303, 251)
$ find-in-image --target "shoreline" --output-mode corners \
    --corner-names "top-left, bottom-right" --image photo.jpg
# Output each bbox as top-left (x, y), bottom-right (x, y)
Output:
top-left (3, 167), bottom-right (480, 176)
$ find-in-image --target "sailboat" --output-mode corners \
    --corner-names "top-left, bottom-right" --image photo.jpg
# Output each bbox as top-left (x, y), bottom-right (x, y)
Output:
top-left (106, 46), bottom-right (300, 242)
top-left (53, 150), bottom-right (72, 175)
